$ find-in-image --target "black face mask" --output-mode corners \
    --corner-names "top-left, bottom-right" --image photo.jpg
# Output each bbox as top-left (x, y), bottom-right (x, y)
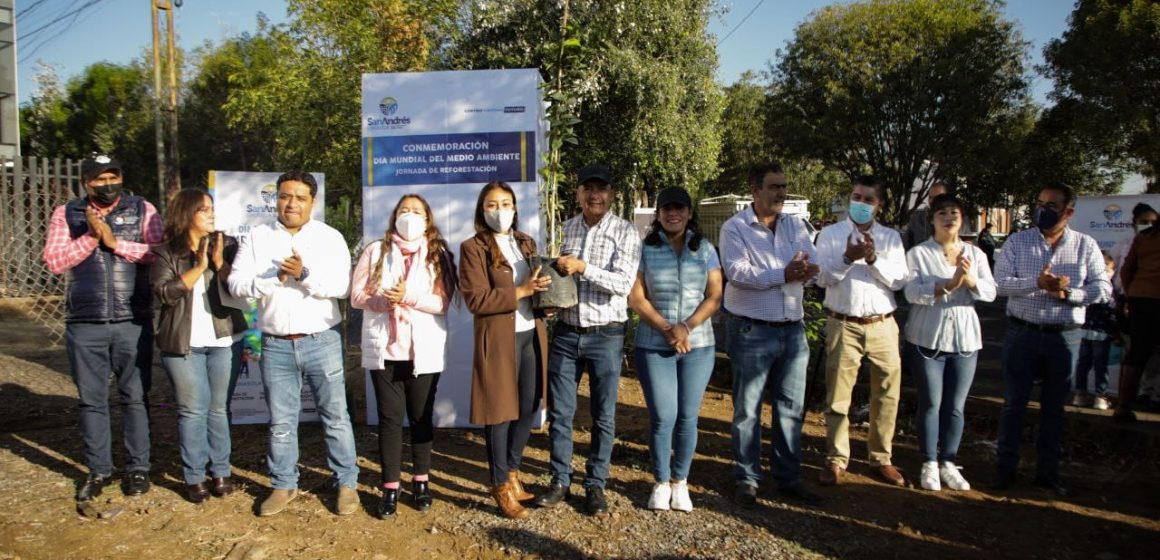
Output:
top-left (90, 183), bottom-right (123, 206)
top-left (1033, 206), bottom-right (1061, 231)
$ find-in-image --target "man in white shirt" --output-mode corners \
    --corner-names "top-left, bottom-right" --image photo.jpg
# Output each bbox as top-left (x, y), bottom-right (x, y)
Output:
top-left (720, 161), bottom-right (822, 506)
top-left (228, 171), bottom-right (359, 517)
top-left (815, 175), bottom-right (909, 487)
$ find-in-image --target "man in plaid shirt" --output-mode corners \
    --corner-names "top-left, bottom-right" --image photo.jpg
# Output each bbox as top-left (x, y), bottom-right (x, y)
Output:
top-left (991, 181), bottom-right (1111, 496)
top-left (43, 155), bottom-right (162, 503)
top-left (535, 163), bottom-right (641, 517)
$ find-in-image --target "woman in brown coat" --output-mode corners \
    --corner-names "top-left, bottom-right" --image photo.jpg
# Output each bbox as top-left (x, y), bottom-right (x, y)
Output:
top-left (459, 181), bottom-right (551, 519)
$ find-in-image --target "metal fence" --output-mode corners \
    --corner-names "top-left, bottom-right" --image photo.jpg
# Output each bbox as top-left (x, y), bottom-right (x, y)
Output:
top-left (0, 157), bottom-right (83, 344)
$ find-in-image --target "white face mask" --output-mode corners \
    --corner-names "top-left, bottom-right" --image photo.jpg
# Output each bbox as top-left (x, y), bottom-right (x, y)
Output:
top-left (484, 209), bottom-right (515, 233)
top-left (395, 213), bottom-right (427, 241)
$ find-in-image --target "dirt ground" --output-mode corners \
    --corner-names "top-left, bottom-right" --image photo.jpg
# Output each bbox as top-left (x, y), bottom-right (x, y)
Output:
top-left (0, 300), bottom-right (1157, 560)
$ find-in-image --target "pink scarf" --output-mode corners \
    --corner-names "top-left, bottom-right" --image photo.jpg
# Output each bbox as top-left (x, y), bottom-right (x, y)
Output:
top-left (385, 235), bottom-right (429, 353)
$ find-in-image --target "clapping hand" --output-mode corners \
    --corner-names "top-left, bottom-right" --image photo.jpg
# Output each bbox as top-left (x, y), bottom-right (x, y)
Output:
top-left (1037, 264), bottom-right (1070, 298)
top-left (209, 232), bottom-right (225, 270)
top-left (84, 207), bottom-right (117, 248)
top-left (844, 231), bottom-right (876, 264)
top-left (786, 251), bottom-right (820, 282)
top-left (278, 249), bottom-right (304, 283)
top-left (384, 278), bottom-right (406, 306)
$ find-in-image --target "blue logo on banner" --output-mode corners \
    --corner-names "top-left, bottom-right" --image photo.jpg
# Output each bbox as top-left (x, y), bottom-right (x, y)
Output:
top-left (380, 97), bottom-right (399, 116)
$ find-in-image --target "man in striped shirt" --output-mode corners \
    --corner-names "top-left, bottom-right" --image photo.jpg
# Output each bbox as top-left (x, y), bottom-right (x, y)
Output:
top-left (992, 182), bottom-right (1111, 495)
top-left (535, 163), bottom-right (642, 517)
top-left (720, 161), bottom-right (822, 506)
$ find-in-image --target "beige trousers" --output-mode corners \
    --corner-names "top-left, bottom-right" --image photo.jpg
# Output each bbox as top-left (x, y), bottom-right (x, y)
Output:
top-left (823, 316), bottom-right (901, 468)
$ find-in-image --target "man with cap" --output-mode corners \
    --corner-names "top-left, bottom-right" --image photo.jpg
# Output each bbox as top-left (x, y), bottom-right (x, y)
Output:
top-left (535, 163), bottom-right (642, 516)
top-left (720, 161), bottom-right (823, 507)
top-left (43, 154), bottom-right (163, 502)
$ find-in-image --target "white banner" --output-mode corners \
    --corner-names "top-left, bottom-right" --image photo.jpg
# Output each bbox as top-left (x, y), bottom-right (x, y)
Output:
top-left (1073, 194), bottom-right (1160, 251)
top-left (361, 69), bottom-right (546, 427)
top-left (208, 170), bottom-right (327, 425)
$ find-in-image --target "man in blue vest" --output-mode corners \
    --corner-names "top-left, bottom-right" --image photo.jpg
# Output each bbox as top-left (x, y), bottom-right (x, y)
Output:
top-left (720, 161), bottom-right (823, 506)
top-left (43, 154), bottom-right (163, 502)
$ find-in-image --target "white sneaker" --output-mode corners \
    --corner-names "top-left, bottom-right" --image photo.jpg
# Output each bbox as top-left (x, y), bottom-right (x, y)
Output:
top-left (670, 481), bottom-right (693, 512)
top-left (647, 482), bottom-right (671, 510)
top-left (1070, 392), bottom-right (1091, 407)
top-left (919, 461), bottom-right (941, 491)
top-left (939, 462), bottom-right (971, 491)
top-left (1093, 395), bottom-right (1111, 410)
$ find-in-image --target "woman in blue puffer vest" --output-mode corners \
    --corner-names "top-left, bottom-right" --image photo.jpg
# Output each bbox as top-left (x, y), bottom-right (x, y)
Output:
top-left (628, 186), bottom-right (723, 513)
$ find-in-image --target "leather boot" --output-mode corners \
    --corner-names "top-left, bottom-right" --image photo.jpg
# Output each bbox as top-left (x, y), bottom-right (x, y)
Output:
top-left (492, 482), bottom-right (529, 519)
top-left (507, 471), bottom-right (533, 502)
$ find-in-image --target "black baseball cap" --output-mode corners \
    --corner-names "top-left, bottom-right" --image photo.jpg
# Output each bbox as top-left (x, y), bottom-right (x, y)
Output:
top-left (656, 187), bottom-right (692, 209)
top-left (81, 154), bottom-right (122, 183)
top-left (577, 163), bottom-right (612, 186)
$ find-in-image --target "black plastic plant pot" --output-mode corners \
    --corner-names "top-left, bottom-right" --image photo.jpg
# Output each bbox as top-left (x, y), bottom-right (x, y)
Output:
top-left (533, 256), bottom-right (578, 309)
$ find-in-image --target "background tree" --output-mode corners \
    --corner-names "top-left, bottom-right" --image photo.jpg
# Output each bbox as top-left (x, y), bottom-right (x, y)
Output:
top-left (446, 0), bottom-right (722, 220)
top-left (1044, 0), bottom-right (1160, 192)
top-left (767, 0), bottom-right (1031, 224)
top-left (20, 60), bottom-right (159, 200)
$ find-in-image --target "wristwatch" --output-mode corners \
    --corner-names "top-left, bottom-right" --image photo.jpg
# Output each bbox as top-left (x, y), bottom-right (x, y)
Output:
top-left (297, 267), bottom-right (310, 282)
top-left (842, 255), bottom-right (853, 265)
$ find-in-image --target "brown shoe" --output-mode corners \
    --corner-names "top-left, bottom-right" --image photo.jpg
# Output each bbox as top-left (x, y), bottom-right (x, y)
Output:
top-left (210, 477), bottom-right (234, 498)
top-left (186, 481), bottom-right (210, 504)
top-left (508, 471), bottom-right (534, 502)
top-left (259, 488), bottom-right (298, 517)
top-left (492, 482), bottom-right (529, 519)
top-left (875, 465), bottom-right (906, 487)
top-left (336, 486), bottom-right (359, 516)
top-left (818, 463), bottom-right (845, 487)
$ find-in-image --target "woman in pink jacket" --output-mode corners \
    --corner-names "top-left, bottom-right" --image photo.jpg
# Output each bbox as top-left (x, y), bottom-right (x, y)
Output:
top-left (351, 194), bottom-right (457, 519)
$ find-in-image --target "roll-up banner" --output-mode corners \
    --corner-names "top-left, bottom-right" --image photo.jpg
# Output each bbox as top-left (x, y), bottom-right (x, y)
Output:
top-left (361, 69), bottom-right (546, 427)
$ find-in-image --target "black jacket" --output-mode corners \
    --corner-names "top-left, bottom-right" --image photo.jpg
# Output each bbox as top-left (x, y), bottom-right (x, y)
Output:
top-left (63, 196), bottom-right (152, 322)
top-left (151, 237), bottom-right (247, 354)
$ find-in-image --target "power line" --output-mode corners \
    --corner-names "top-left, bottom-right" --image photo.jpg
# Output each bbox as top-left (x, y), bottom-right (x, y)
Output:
top-left (717, 0), bottom-right (766, 45)
top-left (16, 0), bottom-right (55, 23)
top-left (18, 0), bottom-right (108, 65)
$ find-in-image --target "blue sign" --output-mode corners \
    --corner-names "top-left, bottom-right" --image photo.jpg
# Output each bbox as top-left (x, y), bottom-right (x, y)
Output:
top-left (363, 131), bottom-right (536, 186)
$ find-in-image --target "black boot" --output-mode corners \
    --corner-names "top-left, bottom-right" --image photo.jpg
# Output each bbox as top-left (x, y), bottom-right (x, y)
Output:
top-left (378, 487), bottom-right (398, 519)
top-left (413, 480), bottom-right (432, 512)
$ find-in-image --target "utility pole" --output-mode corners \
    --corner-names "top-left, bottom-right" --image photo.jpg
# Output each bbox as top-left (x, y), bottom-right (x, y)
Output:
top-left (151, 0), bottom-right (181, 213)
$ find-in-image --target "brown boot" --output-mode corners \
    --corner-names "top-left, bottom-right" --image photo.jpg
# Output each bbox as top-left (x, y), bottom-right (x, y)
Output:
top-left (492, 483), bottom-right (529, 519)
top-left (508, 471), bottom-right (534, 502)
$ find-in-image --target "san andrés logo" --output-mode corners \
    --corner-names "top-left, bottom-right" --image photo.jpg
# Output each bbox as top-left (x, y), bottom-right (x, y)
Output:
top-left (368, 96), bottom-right (411, 127)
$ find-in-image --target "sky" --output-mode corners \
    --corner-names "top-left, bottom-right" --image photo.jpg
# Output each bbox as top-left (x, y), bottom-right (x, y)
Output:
top-left (16, 0), bottom-right (1140, 192)
top-left (14, 0), bottom-right (1076, 106)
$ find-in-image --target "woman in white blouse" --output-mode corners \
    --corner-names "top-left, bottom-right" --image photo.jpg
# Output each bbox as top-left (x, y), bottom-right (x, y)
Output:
top-left (904, 194), bottom-right (996, 492)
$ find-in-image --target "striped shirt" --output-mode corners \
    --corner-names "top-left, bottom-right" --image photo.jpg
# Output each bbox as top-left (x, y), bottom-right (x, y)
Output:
top-left (994, 226), bottom-right (1111, 326)
top-left (720, 205), bottom-right (816, 322)
top-left (558, 212), bottom-right (642, 327)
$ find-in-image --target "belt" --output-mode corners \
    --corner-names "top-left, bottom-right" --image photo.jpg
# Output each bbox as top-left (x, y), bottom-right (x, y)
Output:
top-left (737, 315), bottom-right (798, 328)
top-left (266, 333), bottom-right (311, 340)
top-left (558, 321), bottom-right (626, 334)
top-left (826, 309), bottom-right (894, 325)
top-left (1008, 316), bottom-right (1079, 333)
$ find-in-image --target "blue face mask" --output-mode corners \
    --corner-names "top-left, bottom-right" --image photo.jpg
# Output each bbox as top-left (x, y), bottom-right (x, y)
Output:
top-left (848, 201), bottom-right (875, 225)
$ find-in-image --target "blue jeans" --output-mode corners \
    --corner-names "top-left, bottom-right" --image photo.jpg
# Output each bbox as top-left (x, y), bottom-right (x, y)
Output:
top-left (161, 343), bottom-right (242, 484)
top-left (997, 323), bottom-right (1081, 478)
top-left (909, 345), bottom-right (977, 463)
top-left (727, 316), bottom-right (809, 488)
top-left (635, 346), bottom-right (714, 483)
top-left (260, 327), bottom-right (359, 490)
top-left (66, 320), bottom-right (152, 476)
top-left (1075, 337), bottom-right (1111, 395)
top-left (546, 322), bottom-right (625, 489)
